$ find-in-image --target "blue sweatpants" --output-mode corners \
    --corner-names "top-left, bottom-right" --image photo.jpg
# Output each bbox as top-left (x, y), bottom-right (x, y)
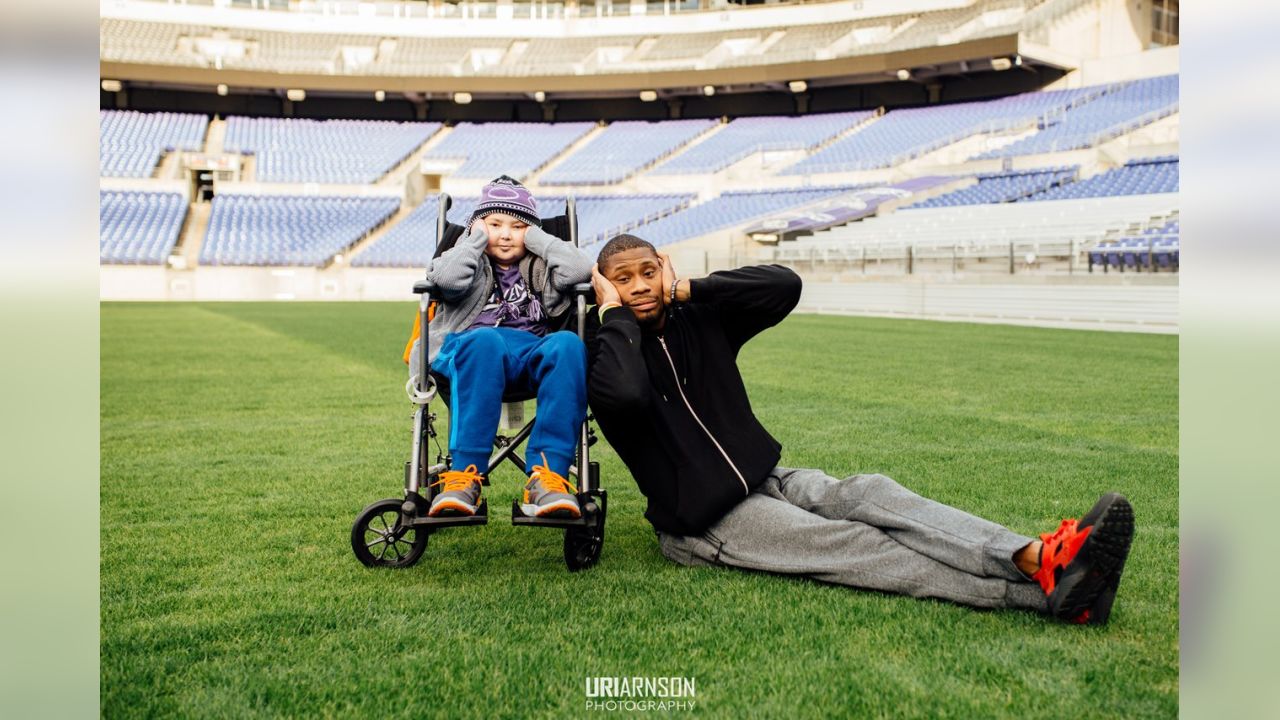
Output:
top-left (433, 327), bottom-right (586, 478)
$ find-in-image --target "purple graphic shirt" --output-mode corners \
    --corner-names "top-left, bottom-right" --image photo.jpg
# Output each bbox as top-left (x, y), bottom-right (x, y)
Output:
top-left (467, 261), bottom-right (547, 336)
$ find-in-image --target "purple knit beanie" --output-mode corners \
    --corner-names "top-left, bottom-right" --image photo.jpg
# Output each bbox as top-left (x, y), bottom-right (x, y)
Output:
top-left (469, 175), bottom-right (541, 228)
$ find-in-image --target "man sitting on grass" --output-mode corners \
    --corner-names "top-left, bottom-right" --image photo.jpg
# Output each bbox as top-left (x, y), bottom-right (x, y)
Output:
top-left (586, 233), bottom-right (1134, 624)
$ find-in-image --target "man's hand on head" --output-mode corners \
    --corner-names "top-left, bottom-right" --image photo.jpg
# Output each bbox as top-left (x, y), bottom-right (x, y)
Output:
top-left (657, 252), bottom-right (691, 305)
top-left (591, 263), bottom-right (622, 309)
top-left (657, 252), bottom-right (676, 306)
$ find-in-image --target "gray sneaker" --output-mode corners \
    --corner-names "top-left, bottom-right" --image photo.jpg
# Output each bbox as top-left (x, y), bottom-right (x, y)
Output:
top-left (427, 465), bottom-right (484, 516)
top-left (521, 463), bottom-right (581, 519)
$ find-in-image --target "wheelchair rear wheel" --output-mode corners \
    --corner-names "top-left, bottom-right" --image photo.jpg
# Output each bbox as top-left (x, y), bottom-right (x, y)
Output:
top-left (352, 498), bottom-right (428, 568)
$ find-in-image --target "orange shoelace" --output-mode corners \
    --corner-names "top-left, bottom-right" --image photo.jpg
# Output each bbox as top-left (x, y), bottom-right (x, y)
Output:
top-left (529, 454), bottom-right (577, 495)
top-left (431, 464), bottom-right (483, 493)
top-left (1032, 518), bottom-right (1093, 595)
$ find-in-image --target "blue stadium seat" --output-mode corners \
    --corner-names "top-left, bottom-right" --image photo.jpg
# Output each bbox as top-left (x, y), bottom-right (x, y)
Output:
top-left (1023, 157), bottom-right (1178, 202)
top-left (975, 75), bottom-right (1178, 159)
top-left (99, 190), bottom-right (188, 264)
top-left (784, 88), bottom-right (1099, 174)
top-left (603, 186), bottom-right (863, 252)
top-left (351, 193), bottom-right (694, 267)
top-left (908, 167), bottom-right (1078, 209)
top-left (224, 117), bottom-right (441, 184)
top-left (541, 119), bottom-right (717, 185)
top-left (420, 121), bottom-right (595, 180)
top-left (653, 112), bottom-right (873, 175)
top-left (100, 110), bottom-right (208, 178)
top-left (200, 194), bottom-right (401, 266)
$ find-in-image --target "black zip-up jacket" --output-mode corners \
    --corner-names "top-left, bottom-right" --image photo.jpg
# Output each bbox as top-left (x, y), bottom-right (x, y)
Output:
top-left (585, 264), bottom-right (802, 535)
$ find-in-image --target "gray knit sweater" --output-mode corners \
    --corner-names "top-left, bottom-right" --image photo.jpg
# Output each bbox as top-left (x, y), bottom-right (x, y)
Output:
top-left (409, 224), bottom-right (592, 375)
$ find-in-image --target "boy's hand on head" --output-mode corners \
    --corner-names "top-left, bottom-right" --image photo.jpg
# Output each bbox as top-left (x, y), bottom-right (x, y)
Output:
top-left (591, 263), bottom-right (622, 308)
top-left (470, 217), bottom-right (488, 238)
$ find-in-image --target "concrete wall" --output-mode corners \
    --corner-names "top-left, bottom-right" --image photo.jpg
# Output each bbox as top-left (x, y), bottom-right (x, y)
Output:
top-left (798, 275), bottom-right (1177, 333)
top-left (1045, 45), bottom-right (1179, 89)
top-left (100, 265), bottom-right (425, 302)
top-left (101, 264), bottom-right (1178, 333)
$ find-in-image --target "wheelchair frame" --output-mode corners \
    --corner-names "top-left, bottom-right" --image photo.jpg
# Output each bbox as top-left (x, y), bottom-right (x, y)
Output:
top-left (351, 192), bottom-right (607, 572)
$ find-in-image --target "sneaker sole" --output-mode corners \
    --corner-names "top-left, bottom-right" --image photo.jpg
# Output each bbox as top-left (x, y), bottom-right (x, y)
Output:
top-left (1086, 533), bottom-right (1133, 625)
top-left (1084, 575), bottom-right (1121, 625)
top-left (1050, 493), bottom-right (1134, 622)
top-left (429, 499), bottom-right (478, 517)
top-left (521, 501), bottom-right (582, 519)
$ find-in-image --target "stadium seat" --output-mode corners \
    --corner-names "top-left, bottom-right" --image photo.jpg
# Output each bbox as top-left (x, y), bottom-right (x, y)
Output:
top-left (420, 122), bottom-right (595, 180)
top-left (100, 110), bottom-right (208, 178)
top-left (540, 120), bottom-right (717, 185)
top-left (783, 88), bottom-right (1100, 175)
top-left (908, 167), bottom-right (1078, 209)
top-left (99, 190), bottom-right (188, 264)
top-left (351, 194), bottom-right (694, 268)
top-left (223, 117), bottom-right (440, 184)
top-left (200, 194), bottom-right (400, 266)
top-left (975, 75), bottom-right (1179, 158)
top-left (608, 186), bottom-right (863, 252)
top-left (1024, 157), bottom-right (1178, 202)
top-left (654, 112), bottom-right (872, 175)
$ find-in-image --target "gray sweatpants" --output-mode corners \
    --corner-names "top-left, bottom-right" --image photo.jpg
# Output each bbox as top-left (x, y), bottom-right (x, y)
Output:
top-left (657, 467), bottom-right (1048, 611)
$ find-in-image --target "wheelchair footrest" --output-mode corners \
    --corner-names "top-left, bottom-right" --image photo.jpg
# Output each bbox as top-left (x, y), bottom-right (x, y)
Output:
top-left (511, 498), bottom-right (595, 528)
top-left (405, 499), bottom-right (489, 528)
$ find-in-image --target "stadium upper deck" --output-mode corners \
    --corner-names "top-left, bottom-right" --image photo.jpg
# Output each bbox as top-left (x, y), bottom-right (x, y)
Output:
top-left (100, 0), bottom-right (1090, 107)
top-left (98, 0), bottom-right (1178, 278)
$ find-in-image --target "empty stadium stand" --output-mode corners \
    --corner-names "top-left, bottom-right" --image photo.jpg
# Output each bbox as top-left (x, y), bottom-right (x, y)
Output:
top-left (783, 87), bottom-right (1102, 174)
top-left (379, 37), bottom-right (481, 76)
top-left (200, 194), bottom-right (400, 266)
top-left (97, 0), bottom-right (1054, 78)
top-left (731, 20), bottom-right (872, 66)
top-left (99, 19), bottom-right (206, 68)
top-left (351, 193), bottom-right (694, 267)
top-left (97, 0), bottom-right (1180, 333)
top-left (974, 75), bottom-right (1179, 158)
top-left (350, 197), bottom-right (477, 269)
top-left (100, 190), bottom-right (189, 264)
top-left (771, 194), bottom-right (1178, 272)
top-left (223, 117), bottom-right (441, 184)
top-left (421, 121), bottom-right (596, 180)
top-left (540, 119), bottom-right (717, 185)
top-left (907, 168), bottom-right (1078, 208)
top-left (1090, 216), bottom-right (1179, 272)
top-left (653, 112), bottom-right (873, 175)
top-left (100, 110), bottom-right (208, 178)
top-left (1025, 156), bottom-right (1178, 201)
top-left (610, 186), bottom-right (861, 251)
top-left (561, 194), bottom-right (696, 246)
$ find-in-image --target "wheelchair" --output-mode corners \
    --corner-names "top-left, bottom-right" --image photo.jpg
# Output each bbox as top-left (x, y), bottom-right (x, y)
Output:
top-left (350, 192), bottom-right (606, 572)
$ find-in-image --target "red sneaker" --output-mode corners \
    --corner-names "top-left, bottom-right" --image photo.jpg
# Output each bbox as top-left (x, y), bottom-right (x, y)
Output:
top-left (1032, 493), bottom-right (1134, 624)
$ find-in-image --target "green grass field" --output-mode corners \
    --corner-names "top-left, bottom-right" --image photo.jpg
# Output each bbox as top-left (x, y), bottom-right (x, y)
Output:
top-left (101, 303), bottom-right (1178, 718)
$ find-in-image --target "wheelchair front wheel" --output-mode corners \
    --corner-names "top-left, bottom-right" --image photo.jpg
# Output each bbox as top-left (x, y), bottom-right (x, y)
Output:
top-left (352, 498), bottom-right (428, 568)
top-left (563, 526), bottom-right (603, 572)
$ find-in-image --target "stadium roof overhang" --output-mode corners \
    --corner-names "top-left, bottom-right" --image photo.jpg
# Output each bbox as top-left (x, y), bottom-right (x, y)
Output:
top-left (102, 33), bottom-right (1063, 102)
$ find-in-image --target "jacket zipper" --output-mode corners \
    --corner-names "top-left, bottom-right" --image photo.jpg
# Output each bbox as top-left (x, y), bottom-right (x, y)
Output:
top-left (657, 336), bottom-right (749, 495)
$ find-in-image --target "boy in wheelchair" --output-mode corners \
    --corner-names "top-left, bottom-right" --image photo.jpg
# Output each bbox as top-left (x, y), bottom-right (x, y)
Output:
top-left (408, 175), bottom-right (593, 519)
